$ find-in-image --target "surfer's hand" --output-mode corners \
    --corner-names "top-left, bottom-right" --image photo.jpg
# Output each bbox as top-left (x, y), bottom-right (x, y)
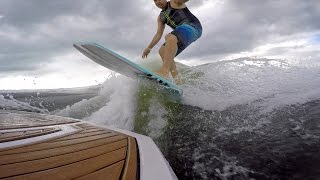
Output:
top-left (142, 48), bottom-right (151, 59)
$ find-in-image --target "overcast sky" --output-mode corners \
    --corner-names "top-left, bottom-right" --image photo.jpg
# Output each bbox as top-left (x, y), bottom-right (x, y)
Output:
top-left (0, 0), bottom-right (319, 89)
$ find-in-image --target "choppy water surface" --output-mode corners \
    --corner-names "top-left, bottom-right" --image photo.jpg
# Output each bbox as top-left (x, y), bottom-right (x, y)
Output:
top-left (1, 58), bottom-right (319, 179)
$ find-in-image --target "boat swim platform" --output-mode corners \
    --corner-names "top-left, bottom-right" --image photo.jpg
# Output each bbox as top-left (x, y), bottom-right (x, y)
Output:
top-left (0, 110), bottom-right (138, 180)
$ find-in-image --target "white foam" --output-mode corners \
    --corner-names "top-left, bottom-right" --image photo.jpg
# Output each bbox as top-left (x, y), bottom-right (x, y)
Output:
top-left (84, 75), bottom-right (138, 130)
top-left (0, 94), bottom-right (47, 113)
top-left (55, 95), bottom-right (109, 119)
top-left (147, 99), bottom-right (168, 139)
top-left (181, 58), bottom-right (320, 112)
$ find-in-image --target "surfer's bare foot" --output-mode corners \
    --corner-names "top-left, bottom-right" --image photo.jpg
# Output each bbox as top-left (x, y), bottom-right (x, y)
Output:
top-left (155, 69), bottom-right (170, 79)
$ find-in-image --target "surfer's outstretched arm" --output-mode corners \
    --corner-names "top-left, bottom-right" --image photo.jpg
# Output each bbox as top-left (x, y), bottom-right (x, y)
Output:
top-left (142, 16), bottom-right (165, 58)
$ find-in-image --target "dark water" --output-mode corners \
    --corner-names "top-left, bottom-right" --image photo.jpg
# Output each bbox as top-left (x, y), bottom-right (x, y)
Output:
top-left (0, 87), bottom-right (99, 112)
top-left (154, 100), bottom-right (320, 180)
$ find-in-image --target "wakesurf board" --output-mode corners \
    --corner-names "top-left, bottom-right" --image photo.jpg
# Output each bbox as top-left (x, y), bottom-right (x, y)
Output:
top-left (73, 42), bottom-right (183, 96)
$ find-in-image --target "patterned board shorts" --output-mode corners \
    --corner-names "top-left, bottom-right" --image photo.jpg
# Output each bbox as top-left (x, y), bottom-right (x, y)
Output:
top-left (165, 23), bottom-right (202, 56)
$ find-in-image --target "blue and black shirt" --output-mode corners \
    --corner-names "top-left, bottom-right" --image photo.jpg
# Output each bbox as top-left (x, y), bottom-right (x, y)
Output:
top-left (159, 2), bottom-right (202, 30)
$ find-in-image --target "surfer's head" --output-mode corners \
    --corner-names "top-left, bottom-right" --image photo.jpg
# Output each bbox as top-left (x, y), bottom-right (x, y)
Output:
top-left (153, 0), bottom-right (189, 9)
top-left (153, 0), bottom-right (167, 9)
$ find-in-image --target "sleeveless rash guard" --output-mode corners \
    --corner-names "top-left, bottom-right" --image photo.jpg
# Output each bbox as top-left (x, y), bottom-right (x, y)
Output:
top-left (159, 2), bottom-right (202, 30)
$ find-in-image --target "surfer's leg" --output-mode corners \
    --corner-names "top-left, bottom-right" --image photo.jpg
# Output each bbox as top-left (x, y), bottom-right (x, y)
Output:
top-left (170, 60), bottom-right (182, 84)
top-left (156, 34), bottom-right (178, 78)
top-left (158, 45), bottom-right (165, 60)
top-left (159, 45), bottom-right (178, 78)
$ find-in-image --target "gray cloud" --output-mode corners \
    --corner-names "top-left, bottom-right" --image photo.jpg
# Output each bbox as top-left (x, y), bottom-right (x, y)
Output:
top-left (0, 0), bottom-right (319, 75)
top-left (182, 0), bottom-right (320, 59)
top-left (0, 0), bottom-right (152, 73)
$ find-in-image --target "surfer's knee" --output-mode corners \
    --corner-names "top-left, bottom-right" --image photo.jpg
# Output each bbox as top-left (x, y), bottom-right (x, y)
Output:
top-left (165, 34), bottom-right (178, 44)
